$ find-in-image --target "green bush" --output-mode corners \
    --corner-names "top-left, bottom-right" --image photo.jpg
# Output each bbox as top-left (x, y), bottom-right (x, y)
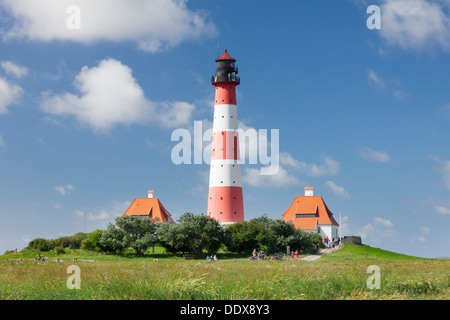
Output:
top-left (100, 217), bottom-right (158, 254)
top-left (81, 230), bottom-right (103, 251)
top-left (54, 246), bottom-right (66, 255)
top-left (157, 212), bottom-right (224, 255)
top-left (224, 214), bottom-right (319, 254)
top-left (27, 233), bottom-right (88, 252)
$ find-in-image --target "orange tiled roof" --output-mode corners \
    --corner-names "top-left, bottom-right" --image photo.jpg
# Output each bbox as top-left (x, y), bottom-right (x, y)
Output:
top-left (122, 198), bottom-right (174, 223)
top-left (290, 217), bottom-right (318, 230)
top-left (282, 195), bottom-right (339, 229)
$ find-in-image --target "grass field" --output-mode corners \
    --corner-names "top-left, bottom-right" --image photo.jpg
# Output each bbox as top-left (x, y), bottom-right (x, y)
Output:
top-left (0, 244), bottom-right (448, 300)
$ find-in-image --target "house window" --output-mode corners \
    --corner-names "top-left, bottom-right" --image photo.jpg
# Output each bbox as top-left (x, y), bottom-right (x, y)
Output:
top-left (295, 214), bottom-right (316, 218)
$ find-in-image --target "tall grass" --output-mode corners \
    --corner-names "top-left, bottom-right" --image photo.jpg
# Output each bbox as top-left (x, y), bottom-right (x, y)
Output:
top-left (0, 245), bottom-right (448, 300)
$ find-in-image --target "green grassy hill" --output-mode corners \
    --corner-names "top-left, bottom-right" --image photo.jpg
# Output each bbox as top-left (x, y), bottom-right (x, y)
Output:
top-left (322, 244), bottom-right (428, 261)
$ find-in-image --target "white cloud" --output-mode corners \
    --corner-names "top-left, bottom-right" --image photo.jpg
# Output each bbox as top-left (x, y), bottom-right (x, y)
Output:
top-left (429, 155), bottom-right (450, 190)
top-left (419, 227), bottom-right (430, 234)
top-left (0, 60), bottom-right (29, 78)
top-left (0, 77), bottom-right (23, 115)
top-left (279, 152), bottom-right (302, 169)
top-left (413, 236), bottom-right (427, 243)
top-left (54, 184), bottom-right (75, 196)
top-left (303, 155), bottom-right (340, 176)
top-left (0, 0), bottom-right (217, 53)
top-left (325, 181), bottom-right (351, 200)
top-left (359, 147), bottom-right (391, 163)
top-left (340, 215), bottom-right (351, 236)
top-left (434, 205), bottom-right (450, 216)
top-left (76, 200), bottom-right (131, 224)
top-left (368, 69), bottom-right (385, 89)
top-left (279, 152), bottom-right (339, 176)
top-left (360, 217), bottom-right (396, 243)
top-left (242, 152), bottom-right (338, 189)
top-left (0, 135), bottom-right (5, 147)
top-left (243, 165), bottom-right (300, 188)
top-left (188, 170), bottom-right (210, 196)
top-left (380, 0), bottom-right (450, 52)
top-left (40, 58), bottom-right (195, 132)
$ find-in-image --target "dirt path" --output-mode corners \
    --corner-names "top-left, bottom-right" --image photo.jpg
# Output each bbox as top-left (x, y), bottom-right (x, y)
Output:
top-left (301, 245), bottom-right (341, 262)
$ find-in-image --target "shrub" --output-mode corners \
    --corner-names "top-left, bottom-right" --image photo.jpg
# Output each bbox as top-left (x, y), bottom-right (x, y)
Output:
top-left (157, 212), bottom-right (225, 255)
top-left (100, 217), bottom-right (158, 254)
top-left (54, 246), bottom-right (66, 255)
top-left (81, 230), bottom-right (103, 251)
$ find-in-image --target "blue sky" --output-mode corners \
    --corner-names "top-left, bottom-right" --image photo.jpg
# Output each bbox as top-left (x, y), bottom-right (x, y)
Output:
top-left (1, 0), bottom-right (450, 258)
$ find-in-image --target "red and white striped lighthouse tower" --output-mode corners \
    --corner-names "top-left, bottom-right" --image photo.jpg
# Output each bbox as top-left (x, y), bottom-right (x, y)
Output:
top-left (207, 49), bottom-right (244, 225)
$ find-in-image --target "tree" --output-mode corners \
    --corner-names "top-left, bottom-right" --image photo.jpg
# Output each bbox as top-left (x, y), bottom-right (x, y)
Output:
top-left (100, 216), bottom-right (158, 254)
top-left (157, 212), bottom-right (225, 255)
top-left (27, 238), bottom-right (52, 251)
top-left (99, 224), bottom-right (126, 253)
top-left (224, 215), bottom-right (320, 254)
top-left (81, 230), bottom-right (103, 251)
top-left (224, 221), bottom-right (259, 254)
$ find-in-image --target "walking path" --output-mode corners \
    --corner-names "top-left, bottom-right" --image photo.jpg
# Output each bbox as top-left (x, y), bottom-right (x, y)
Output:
top-left (301, 245), bottom-right (341, 262)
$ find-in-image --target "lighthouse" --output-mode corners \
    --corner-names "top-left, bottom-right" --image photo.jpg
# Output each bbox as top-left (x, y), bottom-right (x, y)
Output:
top-left (207, 49), bottom-right (244, 225)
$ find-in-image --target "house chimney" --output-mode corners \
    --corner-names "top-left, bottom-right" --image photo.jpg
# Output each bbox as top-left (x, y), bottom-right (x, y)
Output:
top-left (304, 186), bottom-right (314, 196)
top-left (148, 190), bottom-right (154, 198)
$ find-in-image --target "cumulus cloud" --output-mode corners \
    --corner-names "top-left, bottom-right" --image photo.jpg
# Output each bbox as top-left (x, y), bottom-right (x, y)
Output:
top-left (359, 147), bottom-right (391, 163)
top-left (243, 166), bottom-right (300, 188)
top-left (0, 60), bottom-right (29, 78)
top-left (379, 0), bottom-right (450, 52)
top-left (76, 200), bottom-right (131, 226)
top-left (325, 181), bottom-right (351, 200)
top-left (360, 217), bottom-right (396, 243)
top-left (54, 184), bottom-right (75, 196)
top-left (0, 77), bottom-right (23, 115)
top-left (303, 155), bottom-right (340, 176)
top-left (40, 58), bottom-right (195, 132)
top-left (279, 152), bottom-right (339, 176)
top-left (0, 0), bottom-right (217, 53)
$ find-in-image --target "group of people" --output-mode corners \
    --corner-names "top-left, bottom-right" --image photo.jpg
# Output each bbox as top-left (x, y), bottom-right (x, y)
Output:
top-left (289, 250), bottom-right (300, 260)
top-left (206, 254), bottom-right (218, 262)
top-left (251, 249), bottom-right (266, 260)
top-left (323, 236), bottom-right (340, 249)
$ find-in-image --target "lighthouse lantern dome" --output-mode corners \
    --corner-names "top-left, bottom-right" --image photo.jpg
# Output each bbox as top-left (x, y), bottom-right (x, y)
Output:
top-left (212, 49), bottom-right (240, 84)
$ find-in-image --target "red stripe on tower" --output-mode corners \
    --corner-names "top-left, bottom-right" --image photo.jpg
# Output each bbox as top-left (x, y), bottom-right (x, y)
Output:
top-left (208, 49), bottom-right (244, 225)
